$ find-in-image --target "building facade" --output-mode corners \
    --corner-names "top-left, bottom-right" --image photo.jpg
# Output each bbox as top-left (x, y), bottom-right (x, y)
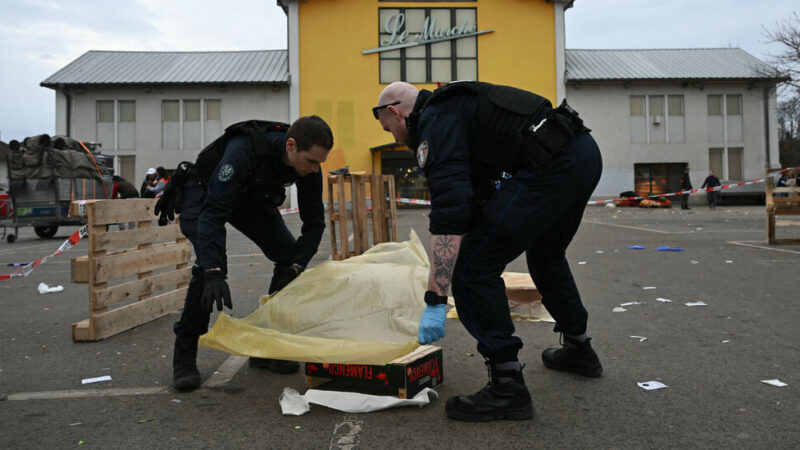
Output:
top-left (41, 51), bottom-right (290, 184)
top-left (41, 0), bottom-right (780, 201)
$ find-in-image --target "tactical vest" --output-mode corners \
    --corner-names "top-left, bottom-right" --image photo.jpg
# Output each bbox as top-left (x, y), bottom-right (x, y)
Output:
top-left (415, 81), bottom-right (588, 174)
top-left (194, 120), bottom-right (290, 184)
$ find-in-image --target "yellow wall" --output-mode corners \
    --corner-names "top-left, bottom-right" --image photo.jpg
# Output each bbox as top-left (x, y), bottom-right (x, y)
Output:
top-left (297, 0), bottom-right (558, 176)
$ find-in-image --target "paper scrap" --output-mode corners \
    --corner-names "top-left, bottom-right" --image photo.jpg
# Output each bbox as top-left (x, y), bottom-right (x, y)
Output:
top-left (643, 287), bottom-right (656, 290)
top-left (630, 336), bottom-right (647, 342)
top-left (627, 245), bottom-right (645, 250)
top-left (596, 250), bottom-right (604, 254)
top-left (656, 298), bottom-right (672, 303)
top-left (81, 375), bottom-right (112, 384)
top-left (38, 282), bottom-right (64, 294)
top-left (578, 261), bottom-right (587, 265)
top-left (725, 260), bottom-right (734, 264)
top-left (638, 381), bottom-right (668, 390)
top-left (690, 260), bottom-right (699, 264)
top-left (722, 340), bottom-right (731, 343)
top-left (279, 387), bottom-right (438, 415)
top-left (620, 302), bottom-right (641, 306)
top-left (760, 379), bottom-right (788, 387)
top-left (612, 307), bottom-right (627, 313)
top-left (685, 301), bottom-right (707, 307)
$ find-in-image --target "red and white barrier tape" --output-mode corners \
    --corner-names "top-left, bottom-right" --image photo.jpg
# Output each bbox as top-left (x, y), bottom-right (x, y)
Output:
top-left (587, 167), bottom-right (797, 206)
top-left (0, 225), bottom-right (89, 281)
top-left (391, 167), bottom-right (799, 207)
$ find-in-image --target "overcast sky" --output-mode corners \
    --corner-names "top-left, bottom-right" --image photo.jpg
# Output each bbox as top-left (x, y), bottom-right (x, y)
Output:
top-left (0, 0), bottom-right (796, 142)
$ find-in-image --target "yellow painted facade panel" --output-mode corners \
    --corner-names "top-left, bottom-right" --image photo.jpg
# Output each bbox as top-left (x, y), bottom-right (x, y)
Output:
top-left (296, 0), bottom-right (558, 176)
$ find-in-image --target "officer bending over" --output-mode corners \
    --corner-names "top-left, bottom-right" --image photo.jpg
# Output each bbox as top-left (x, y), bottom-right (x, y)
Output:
top-left (156, 116), bottom-right (333, 390)
top-left (374, 82), bottom-right (602, 422)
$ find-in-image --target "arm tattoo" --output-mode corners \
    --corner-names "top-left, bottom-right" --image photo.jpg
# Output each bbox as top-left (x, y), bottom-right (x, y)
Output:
top-left (430, 235), bottom-right (460, 295)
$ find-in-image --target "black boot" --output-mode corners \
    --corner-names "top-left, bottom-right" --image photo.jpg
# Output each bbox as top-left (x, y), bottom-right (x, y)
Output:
top-left (173, 335), bottom-right (201, 390)
top-left (248, 357), bottom-right (300, 374)
top-left (445, 360), bottom-right (534, 422)
top-left (542, 334), bottom-right (603, 377)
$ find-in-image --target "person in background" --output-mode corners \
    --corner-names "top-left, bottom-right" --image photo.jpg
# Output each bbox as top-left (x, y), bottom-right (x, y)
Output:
top-left (701, 171), bottom-right (721, 209)
top-left (147, 166), bottom-right (171, 198)
top-left (679, 167), bottom-right (692, 210)
top-left (111, 175), bottom-right (140, 230)
top-left (141, 168), bottom-right (157, 198)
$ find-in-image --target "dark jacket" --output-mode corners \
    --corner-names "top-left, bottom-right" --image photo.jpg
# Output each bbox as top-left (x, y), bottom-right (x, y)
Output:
top-left (114, 179), bottom-right (140, 199)
top-left (680, 172), bottom-right (693, 190)
top-left (194, 133), bottom-right (324, 270)
top-left (701, 175), bottom-right (721, 189)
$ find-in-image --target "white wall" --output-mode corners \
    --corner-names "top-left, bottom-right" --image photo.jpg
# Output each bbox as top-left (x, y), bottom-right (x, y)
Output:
top-left (567, 80), bottom-right (779, 197)
top-left (59, 84), bottom-right (289, 184)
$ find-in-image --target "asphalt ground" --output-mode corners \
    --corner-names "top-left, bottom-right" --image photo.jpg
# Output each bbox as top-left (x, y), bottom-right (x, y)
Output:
top-left (1, 201), bottom-right (799, 449)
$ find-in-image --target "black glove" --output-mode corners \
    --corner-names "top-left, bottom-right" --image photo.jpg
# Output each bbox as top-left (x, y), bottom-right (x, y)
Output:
top-left (154, 161), bottom-right (192, 222)
top-left (154, 183), bottom-right (177, 222)
top-left (201, 270), bottom-right (232, 314)
top-left (268, 263), bottom-right (304, 294)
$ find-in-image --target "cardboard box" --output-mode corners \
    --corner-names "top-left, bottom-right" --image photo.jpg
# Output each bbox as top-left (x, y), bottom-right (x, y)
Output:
top-left (304, 345), bottom-right (442, 399)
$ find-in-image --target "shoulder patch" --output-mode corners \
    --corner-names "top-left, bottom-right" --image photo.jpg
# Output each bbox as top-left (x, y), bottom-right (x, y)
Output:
top-left (417, 140), bottom-right (429, 168)
top-left (217, 163), bottom-right (235, 182)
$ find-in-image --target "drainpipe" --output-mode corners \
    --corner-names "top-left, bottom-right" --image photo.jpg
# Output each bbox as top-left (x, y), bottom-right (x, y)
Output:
top-left (763, 86), bottom-right (771, 168)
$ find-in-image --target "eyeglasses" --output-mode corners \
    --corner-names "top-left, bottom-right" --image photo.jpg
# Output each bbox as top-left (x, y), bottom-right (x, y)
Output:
top-left (372, 101), bottom-right (401, 119)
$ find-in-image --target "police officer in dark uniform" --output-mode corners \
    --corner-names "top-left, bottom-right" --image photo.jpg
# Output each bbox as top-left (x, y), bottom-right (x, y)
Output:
top-left (155, 115), bottom-right (333, 390)
top-left (374, 81), bottom-right (603, 422)
top-left (680, 167), bottom-right (693, 209)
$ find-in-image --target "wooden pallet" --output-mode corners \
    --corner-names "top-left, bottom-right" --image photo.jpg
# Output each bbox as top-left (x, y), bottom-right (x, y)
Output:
top-left (327, 174), bottom-right (398, 260)
top-left (69, 199), bottom-right (191, 341)
top-left (765, 169), bottom-right (800, 245)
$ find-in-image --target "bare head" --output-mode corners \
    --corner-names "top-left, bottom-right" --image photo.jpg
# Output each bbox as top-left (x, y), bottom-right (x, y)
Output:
top-left (374, 81), bottom-right (419, 147)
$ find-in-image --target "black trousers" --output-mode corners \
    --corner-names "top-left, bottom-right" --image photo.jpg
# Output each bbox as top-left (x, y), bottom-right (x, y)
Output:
top-left (451, 133), bottom-right (602, 363)
top-left (173, 181), bottom-right (297, 338)
top-left (681, 193), bottom-right (690, 209)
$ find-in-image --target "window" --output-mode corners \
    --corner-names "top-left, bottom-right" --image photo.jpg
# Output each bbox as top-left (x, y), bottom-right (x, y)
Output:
top-left (162, 99), bottom-right (222, 150)
top-left (162, 100), bottom-right (180, 149)
top-left (709, 148), bottom-right (724, 178)
top-left (707, 94), bottom-right (742, 142)
top-left (379, 8), bottom-right (478, 84)
top-left (629, 95), bottom-right (683, 143)
top-left (728, 147), bottom-right (743, 180)
top-left (96, 100), bottom-right (136, 150)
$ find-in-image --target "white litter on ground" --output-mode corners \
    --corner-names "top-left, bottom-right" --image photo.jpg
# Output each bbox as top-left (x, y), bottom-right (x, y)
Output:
top-left (656, 298), bottom-right (673, 303)
top-left (690, 260), bottom-right (700, 265)
top-left (578, 261), bottom-right (587, 265)
top-left (612, 307), bottom-right (627, 313)
top-left (630, 336), bottom-right (647, 342)
top-left (760, 379), bottom-right (788, 387)
top-left (685, 301), bottom-right (708, 307)
top-left (643, 286), bottom-right (657, 290)
top-left (638, 381), bottom-right (668, 390)
top-left (725, 260), bottom-right (734, 264)
top-left (620, 302), bottom-right (641, 306)
top-left (81, 375), bottom-right (112, 384)
top-left (279, 387), bottom-right (438, 415)
top-left (38, 282), bottom-right (64, 294)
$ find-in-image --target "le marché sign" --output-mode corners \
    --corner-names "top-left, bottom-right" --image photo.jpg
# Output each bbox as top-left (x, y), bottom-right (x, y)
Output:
top-left (362, 12), bottom-right (493, 55)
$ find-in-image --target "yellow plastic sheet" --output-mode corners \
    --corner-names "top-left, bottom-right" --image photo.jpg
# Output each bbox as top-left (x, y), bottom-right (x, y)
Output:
top-left (200, 230), bottom-right (429, 365)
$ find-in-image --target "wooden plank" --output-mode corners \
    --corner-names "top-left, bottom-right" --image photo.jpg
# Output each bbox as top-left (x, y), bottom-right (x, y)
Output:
top-left (351, 175), bottom-right (368, 254)
top-left (94, 267), bottom-right (192, 309)
top-left (90, 288), bottom-right (187, 341)
top-left (92, 242), bottom-right (192, 284)
top-left (136, 218), bottom-right (155, 301)
top-left (72, 319), bottom-right (91, 341)
top-left (70, 199), bottom-right (158, 225)
top-left (336, 176), bottom-right (349, 259)
top-left (370, 175), bottom-right (386, 244)
top-left (386, 175), bottom-right (398, 242)
top-left (91, 224), bottom-right (184, 252)
top-left (71, 256), bottom-right (89, 283)
top-left (87, 219), bottom-right (108, 341)
top-left (327, 176), bottom-right (341, 260)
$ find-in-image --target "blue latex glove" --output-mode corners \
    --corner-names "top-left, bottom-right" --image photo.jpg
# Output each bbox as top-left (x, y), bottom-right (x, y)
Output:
top-left (418, 304), bottom-right (447, 344)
